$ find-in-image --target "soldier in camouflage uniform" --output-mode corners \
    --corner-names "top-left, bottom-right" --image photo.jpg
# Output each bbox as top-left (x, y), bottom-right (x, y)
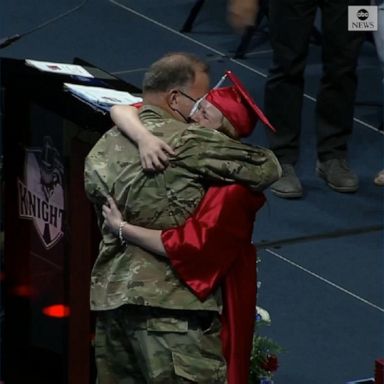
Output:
top-left (84, 52), bottom-right (281, 383)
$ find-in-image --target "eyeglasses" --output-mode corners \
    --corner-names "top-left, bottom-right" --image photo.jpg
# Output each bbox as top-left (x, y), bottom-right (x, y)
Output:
top-left (189, 95), bottom-right (206, 117)
top-left (177, 90), bottom-right (198, 104)
top-left (185, 73), bottom-right (229, 118)
top-left (177, 90), bottom-right (206, 118)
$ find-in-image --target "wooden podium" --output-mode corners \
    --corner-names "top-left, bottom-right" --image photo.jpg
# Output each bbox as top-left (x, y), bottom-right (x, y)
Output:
top-left (0, 57), bottom-right (141, 383)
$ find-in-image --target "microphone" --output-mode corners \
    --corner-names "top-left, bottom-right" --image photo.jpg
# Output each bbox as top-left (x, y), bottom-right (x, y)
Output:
top-left (0, 0), bottom-right (88, 49)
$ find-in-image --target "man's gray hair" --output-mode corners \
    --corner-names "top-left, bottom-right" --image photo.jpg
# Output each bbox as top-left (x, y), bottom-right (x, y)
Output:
top-left (143, 52), bottom-right (209, 93)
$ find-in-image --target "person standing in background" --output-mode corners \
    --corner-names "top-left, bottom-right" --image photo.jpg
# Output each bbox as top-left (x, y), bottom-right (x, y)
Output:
top-left (228, 0), bottom-right (369, 197)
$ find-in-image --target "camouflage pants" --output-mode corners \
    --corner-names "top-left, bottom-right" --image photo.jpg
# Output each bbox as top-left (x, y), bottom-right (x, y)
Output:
top-left (94, 305), bottom-right (227, 384)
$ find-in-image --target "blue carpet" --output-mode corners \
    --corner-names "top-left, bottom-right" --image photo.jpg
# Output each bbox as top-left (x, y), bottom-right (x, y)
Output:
top-left (257, 238), bottom-right (384, 383)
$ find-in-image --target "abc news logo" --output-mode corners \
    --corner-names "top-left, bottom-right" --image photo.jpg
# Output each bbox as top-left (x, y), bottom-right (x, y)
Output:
top-left (357, 9), bottom-right (369, 20)
top-left (348, 6), bottom-right (378, 31)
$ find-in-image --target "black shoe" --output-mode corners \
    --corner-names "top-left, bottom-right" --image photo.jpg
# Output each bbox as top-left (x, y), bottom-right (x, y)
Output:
top-left (316, 158), bottom-right (359, 192)
top-left (270, 163), bottom-right (303, 198)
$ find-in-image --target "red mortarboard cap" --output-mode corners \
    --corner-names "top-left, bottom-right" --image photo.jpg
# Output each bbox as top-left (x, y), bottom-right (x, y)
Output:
top-left (205, 71), bottom-right (275, 137)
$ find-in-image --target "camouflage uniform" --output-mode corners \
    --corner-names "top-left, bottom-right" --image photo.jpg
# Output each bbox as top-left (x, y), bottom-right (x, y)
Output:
top-left (84, 105), bottom-right (281, 383)
top-left (94, 307), bottom-right (226, 384)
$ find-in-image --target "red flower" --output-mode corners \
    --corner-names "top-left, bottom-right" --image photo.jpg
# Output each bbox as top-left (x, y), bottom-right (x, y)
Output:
top-left (261, 354), bottom-right (279, 372)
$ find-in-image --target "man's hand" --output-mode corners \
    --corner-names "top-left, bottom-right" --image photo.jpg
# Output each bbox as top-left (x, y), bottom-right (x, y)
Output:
top-left (227, 0), bottom-right (260, 33)
top-left (102, 196), bottom-right (123, 235)
top-left (137, 133), bottom-right (175, 172)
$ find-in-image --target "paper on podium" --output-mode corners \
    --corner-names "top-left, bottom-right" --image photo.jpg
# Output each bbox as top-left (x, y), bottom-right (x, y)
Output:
top-left (64, 83), bottom-right (143, 112)
top-left (26, 59), bottom-right (94, 78)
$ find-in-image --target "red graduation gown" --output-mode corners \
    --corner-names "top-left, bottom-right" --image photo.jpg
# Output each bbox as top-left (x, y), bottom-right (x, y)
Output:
top-left (161, 184), bottom-right (266, 384)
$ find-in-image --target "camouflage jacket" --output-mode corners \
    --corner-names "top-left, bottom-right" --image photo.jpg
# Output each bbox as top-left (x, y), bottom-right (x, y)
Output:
top-left (84, 105), bottom-right (281, 312)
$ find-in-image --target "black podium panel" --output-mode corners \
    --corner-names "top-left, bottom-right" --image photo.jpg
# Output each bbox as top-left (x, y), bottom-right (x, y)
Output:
top-left (0, 57), bottom-right (140, 383)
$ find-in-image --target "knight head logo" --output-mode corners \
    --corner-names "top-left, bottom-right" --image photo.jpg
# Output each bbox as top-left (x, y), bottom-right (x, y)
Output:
top-left (18, 137), bottom-right (65, 249)
top-left (39, 137), bottom-right (64, 202)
